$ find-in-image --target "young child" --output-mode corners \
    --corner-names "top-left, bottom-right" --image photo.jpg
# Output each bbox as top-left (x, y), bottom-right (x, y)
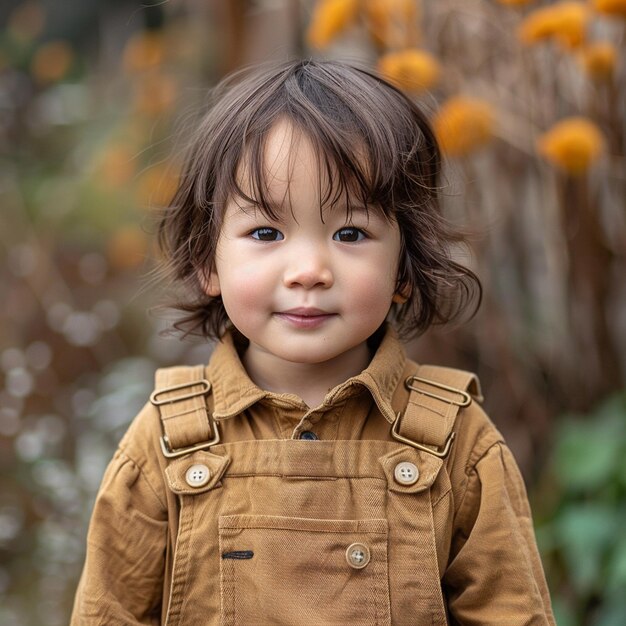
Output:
top-left (71, 59), bottom-right (555, 625)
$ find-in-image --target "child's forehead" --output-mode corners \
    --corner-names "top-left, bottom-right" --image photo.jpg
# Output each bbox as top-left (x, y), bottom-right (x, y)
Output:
top-left (237, 121), bottom-right (323, 186)
top-left (232, 118), bottom-right (373, 211)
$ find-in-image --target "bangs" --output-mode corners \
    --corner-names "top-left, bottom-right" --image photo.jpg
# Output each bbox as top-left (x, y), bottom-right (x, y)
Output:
top-left (225, 122), bottom-right (391, 225)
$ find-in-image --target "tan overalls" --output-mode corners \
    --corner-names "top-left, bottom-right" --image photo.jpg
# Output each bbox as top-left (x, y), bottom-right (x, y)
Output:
top-left (71, 327), bottom-right (555, 625)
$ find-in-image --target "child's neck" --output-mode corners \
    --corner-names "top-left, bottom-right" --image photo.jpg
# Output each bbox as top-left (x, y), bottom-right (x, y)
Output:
top-left (242, 341), bottom-right (372, 409)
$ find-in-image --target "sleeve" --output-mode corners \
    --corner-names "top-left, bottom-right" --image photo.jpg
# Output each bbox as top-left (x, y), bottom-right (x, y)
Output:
top-left (70, 447), bottom-right (168, 625)
top-left (443, 442), bottom-right (555, 626)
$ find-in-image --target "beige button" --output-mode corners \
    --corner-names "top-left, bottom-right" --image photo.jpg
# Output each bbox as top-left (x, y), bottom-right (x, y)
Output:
top-left (394, 461), bottom-right (419, 485)
top-left (185, 464), bottom-right (210, 488)
top-left (346, 543), bottom-right (370, 569)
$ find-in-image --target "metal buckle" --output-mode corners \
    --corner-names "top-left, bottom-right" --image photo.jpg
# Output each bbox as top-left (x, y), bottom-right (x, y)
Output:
top-left (391, 413), bottom-right (456, 458)
top-left (159, 426), bottom-right (220, 459)
top-left (404, 376), bottom-right (471, 407)
top-left (151, 379), bottom-right (218, 458)
top-left (150, 379), bottom-right (211, 406)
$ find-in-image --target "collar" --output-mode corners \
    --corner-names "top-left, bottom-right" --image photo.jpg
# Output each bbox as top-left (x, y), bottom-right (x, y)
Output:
top-left (207, 324), bottom-right (406, 424)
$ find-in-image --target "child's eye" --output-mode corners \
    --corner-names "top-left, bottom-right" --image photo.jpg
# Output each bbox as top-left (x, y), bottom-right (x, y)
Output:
top-left (333, 227), bottom-right (367, 242)
top-left (250, 227), bottom-right (284, 241)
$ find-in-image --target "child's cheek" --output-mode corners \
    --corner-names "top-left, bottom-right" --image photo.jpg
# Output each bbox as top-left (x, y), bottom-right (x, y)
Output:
top-left (345, 271), bottom-right (395, 313)
top-left (236, 259), bottom-right (270, 289)
top-left (221, 260), bottom-right (271, 312)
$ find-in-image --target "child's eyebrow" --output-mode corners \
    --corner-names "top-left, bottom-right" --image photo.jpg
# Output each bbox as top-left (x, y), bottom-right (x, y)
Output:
top-left (229, 200), bottom-right (384, 222)
top-left (228, 202), bottom-right (288, 224)
top-left (344, 205), bottom-right (370, 216)
top-left (336, 204), bottom-right (388, 223)
top-left (324, 203), bottom-right (374, 217)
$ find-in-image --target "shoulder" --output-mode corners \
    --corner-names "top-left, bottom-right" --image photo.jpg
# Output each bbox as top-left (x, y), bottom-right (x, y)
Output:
top-left (402, 357), bottom-right (505, 471)
top-left (452, 398), bottom-right (505, 474)
top-left (117, 399), bottom-right (162, 461)
top-left (118, 362), bottom-right (213, 460)
top-left (112, 363), bottom-right (204, 482)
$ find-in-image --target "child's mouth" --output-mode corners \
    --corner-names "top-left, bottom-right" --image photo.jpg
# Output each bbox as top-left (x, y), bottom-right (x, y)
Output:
top-left (275, 309), bottom-right (336, 329)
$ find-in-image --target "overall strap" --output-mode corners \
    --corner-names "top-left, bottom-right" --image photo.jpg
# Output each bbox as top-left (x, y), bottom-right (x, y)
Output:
top-left (392, 365), bottom-right (483, 458)
top-left (150, 365), bottom-right (220, 458)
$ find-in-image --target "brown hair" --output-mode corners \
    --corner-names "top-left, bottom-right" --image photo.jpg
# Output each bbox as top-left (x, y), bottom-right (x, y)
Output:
top-left (154, 58), bottom-right (481, 341)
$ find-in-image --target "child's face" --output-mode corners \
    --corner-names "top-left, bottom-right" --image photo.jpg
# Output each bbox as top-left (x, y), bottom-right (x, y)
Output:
top-left (203, 119), bottom-right (402, 367)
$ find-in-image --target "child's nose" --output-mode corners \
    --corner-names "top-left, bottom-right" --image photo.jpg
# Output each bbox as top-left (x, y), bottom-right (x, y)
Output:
top-left (283, 248), bottom-right (334, 290)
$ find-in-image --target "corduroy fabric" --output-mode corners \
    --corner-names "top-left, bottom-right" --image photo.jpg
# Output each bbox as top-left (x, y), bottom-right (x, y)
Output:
top-left (71, 325), bottom-right (555, 625)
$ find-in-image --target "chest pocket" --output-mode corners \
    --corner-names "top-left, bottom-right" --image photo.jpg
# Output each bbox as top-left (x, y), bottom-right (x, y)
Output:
top-left (219, 514), bottom-right (391, 626)
top-left (215, 442), bottom-right (450, 626)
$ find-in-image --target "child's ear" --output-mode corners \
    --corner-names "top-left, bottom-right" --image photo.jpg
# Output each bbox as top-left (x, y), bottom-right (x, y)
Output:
top-left (196, 266), bottom-right (221, 297)
top-left (392, 283), bottom-right (411, 304)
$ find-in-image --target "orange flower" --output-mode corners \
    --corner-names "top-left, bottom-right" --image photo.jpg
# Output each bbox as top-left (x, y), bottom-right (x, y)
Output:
top-left (306, 0), bottom-right (359, 49)
top-left (364, 0), bottom-right (417, 49)
top-left (519, 2), bottom-right (590, 49)
top-left (30, 40), bottom-right (74, 83)
top-left (578, 41), bottom-right (617, 80)
top-left (518, 7), bottom-right (560, 42)
top-left (122, 31), bottom-right (165, 73)
top-left (537, 117), bottom-right (604, 175)
top-left (495, 0), bottom-right (536, 6)
top-left (591, 0), bottom-right (626, 17)
top-left (378, 49), bottom-right (440, 92)
top-left (433, 97), bottom-right (495, 157)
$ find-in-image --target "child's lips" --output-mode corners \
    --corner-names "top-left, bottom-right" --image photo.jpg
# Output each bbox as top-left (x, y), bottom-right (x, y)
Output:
top-left (279, 307), bottom-right (332, 316)
top-left (274, 309), bottom-right (336, 329)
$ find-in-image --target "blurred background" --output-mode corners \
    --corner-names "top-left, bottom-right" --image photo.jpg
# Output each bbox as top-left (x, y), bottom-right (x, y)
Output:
top-left (0, 0), bottom-right (625, 623)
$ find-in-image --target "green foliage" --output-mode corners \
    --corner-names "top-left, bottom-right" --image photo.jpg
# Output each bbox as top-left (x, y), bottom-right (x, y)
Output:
top-left (538, 392), bottom-right (626, 625)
